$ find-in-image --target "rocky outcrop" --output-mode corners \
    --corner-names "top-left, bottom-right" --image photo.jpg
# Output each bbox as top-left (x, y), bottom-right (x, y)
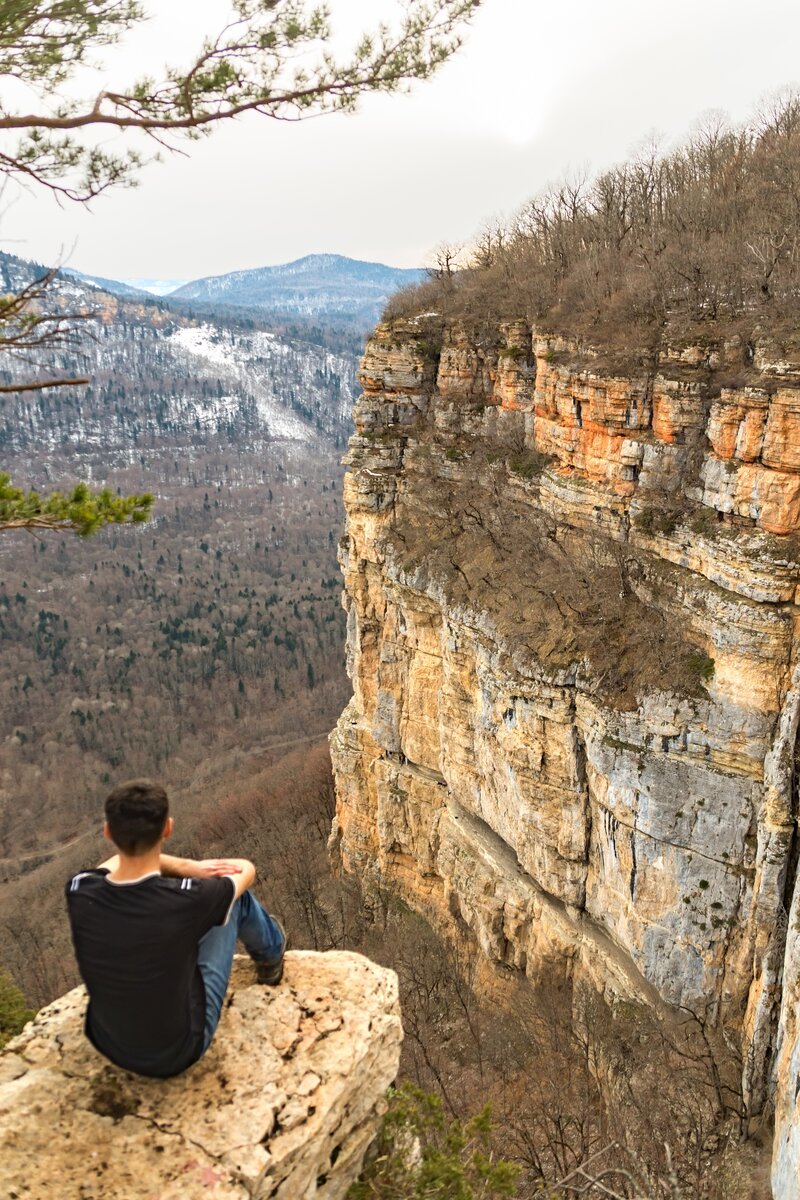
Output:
top-left (0, 951), bottom-right (402, 1200)
top-left (330, 318), bottom-right (800, 1191)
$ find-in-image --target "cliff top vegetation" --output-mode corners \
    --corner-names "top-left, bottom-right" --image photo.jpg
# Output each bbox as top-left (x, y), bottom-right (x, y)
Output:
top-left (387, 92), bottom-right (800, 355)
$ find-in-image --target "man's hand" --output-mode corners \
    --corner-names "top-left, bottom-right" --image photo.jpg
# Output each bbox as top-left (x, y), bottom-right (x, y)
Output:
top-left (179, 857), bottom-right (257, 900)
top-left (192, 859), bottom-right (245, 879)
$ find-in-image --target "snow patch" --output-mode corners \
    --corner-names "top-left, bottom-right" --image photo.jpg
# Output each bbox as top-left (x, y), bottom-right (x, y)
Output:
top-left (169, 324), bottom-right (312, 441)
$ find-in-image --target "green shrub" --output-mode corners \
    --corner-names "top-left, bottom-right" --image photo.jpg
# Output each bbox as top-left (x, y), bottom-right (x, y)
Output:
top-left (417, 340), bottom-right (442, 365)
top-left (686, 651), bottom-right (715, 682)
top-left (688, 507), bottom-right (721, 536)
top-left (508, 451), bottom-right (548, 481)
top-left (0, 968), bottom-right (34, 1048)
top-left (633, 506), bottom-right (682, 536)
top-left (765, 531), bottom-right (800, 564)
top-left (348, 1083), bottom-right (519, 1199)
top-left (634, 508), bottom-right (656, 534)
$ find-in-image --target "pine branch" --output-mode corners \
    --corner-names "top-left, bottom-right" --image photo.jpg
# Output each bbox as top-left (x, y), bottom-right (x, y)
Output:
top-left (0, 1), bottom-right (481, 200)
top-left (0, 474), bottom-right (154, 536)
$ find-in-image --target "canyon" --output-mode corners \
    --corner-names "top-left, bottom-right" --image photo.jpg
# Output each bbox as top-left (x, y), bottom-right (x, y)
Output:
top-left (330, 316), bottom-right (800, 1195)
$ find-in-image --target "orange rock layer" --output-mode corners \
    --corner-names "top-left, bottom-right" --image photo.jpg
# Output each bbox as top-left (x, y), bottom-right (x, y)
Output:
top-left (413, 323), bottom-right (800, 532)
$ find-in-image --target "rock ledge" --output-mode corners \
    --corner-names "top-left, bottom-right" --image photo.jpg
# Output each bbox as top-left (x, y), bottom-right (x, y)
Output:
top-left (0, 951), bottom-right (401, 1199)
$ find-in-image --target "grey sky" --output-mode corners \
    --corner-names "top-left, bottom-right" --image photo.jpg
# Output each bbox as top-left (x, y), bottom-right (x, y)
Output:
top-left (7, 0), bottom-right (800, 280)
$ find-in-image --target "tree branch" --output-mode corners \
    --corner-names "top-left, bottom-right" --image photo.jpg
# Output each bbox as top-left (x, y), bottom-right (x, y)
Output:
top-left (0, 1), bottom-right (481, 200)
top-left (0, 377), bottom-right (89, 392)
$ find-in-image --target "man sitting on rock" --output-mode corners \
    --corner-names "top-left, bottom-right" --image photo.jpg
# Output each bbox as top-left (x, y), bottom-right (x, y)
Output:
top-left (65, 779), bottom-right (286, 1078)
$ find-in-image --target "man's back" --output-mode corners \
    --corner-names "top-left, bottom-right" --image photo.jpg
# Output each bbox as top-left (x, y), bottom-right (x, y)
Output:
top-left (66, 868), bottom-right (234, 1077)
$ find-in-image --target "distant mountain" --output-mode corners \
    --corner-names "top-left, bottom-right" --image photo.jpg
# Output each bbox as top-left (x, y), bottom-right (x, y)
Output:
top-left (61, 267), bottom-right (187, 299)
top-left (122, 277), bottom-right (189, 296)
top-left (59, 267), bottom-right (150, 299)
top-left (0, 250), bottom-right (46, 292)
top-left (0, 252), bottom-right (150, 305)
top-left (5, 252), bottom-right (423, 329)
top-left (170, 254), bottom-right (425, 326)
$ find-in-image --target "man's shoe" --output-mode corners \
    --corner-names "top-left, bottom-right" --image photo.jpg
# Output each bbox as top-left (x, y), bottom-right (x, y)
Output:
top-left (254, 919), bottom-right (287, 986)
top-left (255, 958), bottom-right (284, 986)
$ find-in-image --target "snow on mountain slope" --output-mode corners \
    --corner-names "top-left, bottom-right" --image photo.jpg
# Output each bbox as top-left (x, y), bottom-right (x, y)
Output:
top-left (60, 268), bottom-right (150, 299)
top-left (169, 324), bottom-right (313, 442)
top-left (0, 260), bottom-right (358, 482)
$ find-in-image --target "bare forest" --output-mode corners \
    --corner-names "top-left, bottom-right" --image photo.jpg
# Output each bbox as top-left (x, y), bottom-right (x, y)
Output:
top-left (388, 93), bottom-right (800, 359)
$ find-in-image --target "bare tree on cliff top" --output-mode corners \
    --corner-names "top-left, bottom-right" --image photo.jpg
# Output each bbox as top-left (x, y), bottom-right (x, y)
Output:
top-left (0, 0), bottom-right (481, 533)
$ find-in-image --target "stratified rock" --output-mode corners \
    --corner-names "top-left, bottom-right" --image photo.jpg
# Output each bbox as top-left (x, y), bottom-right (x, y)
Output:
top-left (330, 317), bottom-right (800, 1191)
top-left (0, 952), bottom-right (401, 1200)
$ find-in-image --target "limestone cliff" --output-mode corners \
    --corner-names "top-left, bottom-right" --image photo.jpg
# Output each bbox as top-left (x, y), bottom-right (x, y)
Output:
top-left (0, 952), bottom-right (401, 1199)
top-left (329, 318), bottom-right (800, 1194)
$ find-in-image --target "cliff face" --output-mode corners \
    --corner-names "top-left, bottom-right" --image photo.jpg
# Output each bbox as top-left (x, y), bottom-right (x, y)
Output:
top-left (0, 952), bottom-right (401, 1199)
top-left (329, 319), bottom-right (800, 1191)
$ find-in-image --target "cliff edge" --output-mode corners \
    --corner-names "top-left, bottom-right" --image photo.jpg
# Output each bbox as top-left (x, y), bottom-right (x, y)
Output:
top-left (0, 951), bottom-right (401, 1200)
top-left (330, 318), bottom-right (800, 1194)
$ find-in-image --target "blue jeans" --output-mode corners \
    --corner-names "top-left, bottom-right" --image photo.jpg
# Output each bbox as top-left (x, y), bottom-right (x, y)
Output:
top-left (197, 890), bottom-right (285, 1052)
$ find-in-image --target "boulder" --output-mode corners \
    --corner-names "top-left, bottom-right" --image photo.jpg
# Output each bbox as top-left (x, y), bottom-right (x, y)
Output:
top-left (0, 951), bottom-right (401, 1199)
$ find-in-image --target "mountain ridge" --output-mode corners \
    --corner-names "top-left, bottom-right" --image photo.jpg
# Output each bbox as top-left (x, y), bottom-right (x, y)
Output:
top-left (59, 267), bottom-right (151, 299)
top-left (170, 253), bottom-right (425, 324)
top-left (2, 250), bottom-right (423, 331)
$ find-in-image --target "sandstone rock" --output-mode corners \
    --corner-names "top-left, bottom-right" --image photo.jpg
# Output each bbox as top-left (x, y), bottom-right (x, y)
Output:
top-left (707, 389), bottom-right (768, 461)
top-left (0, 952), bottom-right (401, 1200)
top-left (331, 319), bottom-right (800, 1191)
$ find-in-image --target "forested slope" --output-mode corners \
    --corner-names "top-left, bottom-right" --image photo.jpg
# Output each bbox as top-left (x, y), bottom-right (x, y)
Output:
top-left (0, 260), bottom-right (357, 998)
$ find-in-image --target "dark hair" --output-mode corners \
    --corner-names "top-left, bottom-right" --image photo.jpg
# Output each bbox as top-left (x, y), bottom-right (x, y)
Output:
top-left (104, 779), bottom-right (169, 855)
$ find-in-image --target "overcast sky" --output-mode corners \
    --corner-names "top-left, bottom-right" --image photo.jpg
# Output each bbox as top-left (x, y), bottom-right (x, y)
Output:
top-left (6, 0), bottom-right (800, 282)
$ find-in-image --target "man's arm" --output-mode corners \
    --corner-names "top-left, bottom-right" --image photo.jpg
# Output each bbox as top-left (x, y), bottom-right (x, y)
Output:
top-left (158, 854), bottom-right (209, 878)
top-left (95, 852), bottom-right (255, 897)
top-left (161, 855), bottom-right (256, 900)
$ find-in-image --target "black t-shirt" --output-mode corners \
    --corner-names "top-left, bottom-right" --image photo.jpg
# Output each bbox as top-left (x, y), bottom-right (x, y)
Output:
top-left (65, 868), bottom-right (235, 1077)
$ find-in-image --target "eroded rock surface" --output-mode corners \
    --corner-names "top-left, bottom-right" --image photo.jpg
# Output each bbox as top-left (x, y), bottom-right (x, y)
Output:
top-left (772, 890), bottom-right (800, 1200)
top-left (0, 951), bottom-right (401, 1200)
top-left (330, 318), bottom-right (800, 1193)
